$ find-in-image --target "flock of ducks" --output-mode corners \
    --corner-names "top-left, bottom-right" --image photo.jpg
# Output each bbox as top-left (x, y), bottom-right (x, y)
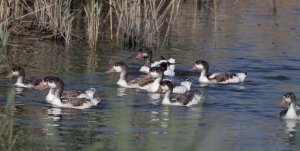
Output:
top-left (7, 47), bottom-right (299, 119)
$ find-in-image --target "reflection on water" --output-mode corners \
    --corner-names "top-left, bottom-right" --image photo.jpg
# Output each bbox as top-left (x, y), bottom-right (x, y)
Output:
top-left (0, 0), bottom-right (300, 150)
top-left (117, 87), bottom-right (127, 96)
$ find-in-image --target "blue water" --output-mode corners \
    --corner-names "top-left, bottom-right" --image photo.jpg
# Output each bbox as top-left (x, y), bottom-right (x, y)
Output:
top-left (1, 1), bottom-right (300, 150)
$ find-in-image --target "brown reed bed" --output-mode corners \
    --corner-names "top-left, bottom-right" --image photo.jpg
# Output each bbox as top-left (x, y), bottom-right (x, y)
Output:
top-left (0, 0), bottom-right (215, 48)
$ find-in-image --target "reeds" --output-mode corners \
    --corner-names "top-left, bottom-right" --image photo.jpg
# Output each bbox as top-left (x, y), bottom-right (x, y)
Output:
top-left (34, 0), bottom-right (75, 45)
top-left (84, 0), bottom-right (102, 49)
top-left (0, 0), bottom-right (204, 48)
top-left (110, 0), bottom-right (181, 47)
top-left (0, 0), bottom-right (12, 47)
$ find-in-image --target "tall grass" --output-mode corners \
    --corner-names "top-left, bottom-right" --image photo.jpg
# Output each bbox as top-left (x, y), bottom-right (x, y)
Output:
top-left (0, 0), bottom-right (12, 47)
top-left (33, 0), bottom-right (75, 45)
top-left (0, 0), bottom-right (217, 48)
top-left (84, 1), bottom-right (102, 49)
top-left (110, 0), bottom-right (181, 47)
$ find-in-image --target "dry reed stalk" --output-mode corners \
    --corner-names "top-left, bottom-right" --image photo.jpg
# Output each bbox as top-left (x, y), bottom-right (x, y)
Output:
top-left (32, 0), bottom-right (74, 46)
top-left (84, 0), bottom-right (102, 49)
top-left (111, 0), bottom-right (181, 47)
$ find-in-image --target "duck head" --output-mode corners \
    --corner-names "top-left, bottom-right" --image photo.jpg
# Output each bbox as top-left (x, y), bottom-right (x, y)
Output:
top-left (160, 80), bottom-right (173, 91)
top-left (191, 60), bottom-right (209, 71)
top-left (136, 48), bottom-right (152, 60)
top-left (35, 76), bottom-right (63, 90)
top-left (105, 61), bottom-right (128, 75)
top-left (8, 66), bottom-right (25, 78)
top-left (280, 92), bottom-right (297, 107)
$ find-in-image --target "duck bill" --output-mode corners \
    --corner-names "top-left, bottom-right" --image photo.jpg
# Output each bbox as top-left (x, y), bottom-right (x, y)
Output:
top-left (35, 82), bottom-right (48, 90)
top-left (191, 66), bottom-right (197, 72)
top-left (280, 98), bottom-right (288, 107)
top-left (105, 68), bottom-right (116, 75)
top-left (136, 52), bottom-right (143, 60)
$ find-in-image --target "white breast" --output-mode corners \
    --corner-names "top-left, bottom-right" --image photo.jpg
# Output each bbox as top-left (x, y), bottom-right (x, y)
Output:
top-left (139, 66), bottom-right (150, 73)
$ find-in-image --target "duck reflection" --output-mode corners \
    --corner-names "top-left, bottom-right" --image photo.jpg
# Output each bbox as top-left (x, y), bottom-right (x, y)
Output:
top-left (148, 93), bottom-right (161, 101)
top-left (117, 87), bottom-right (127, 96)
top-left (15, 87), bottom-right (25, 96)
top-left (284, 120), bottom-right (297, 141)
top-left (47, 107), bottom-right (62, 122)
top-left (150, 109), bottom-right (170, 134)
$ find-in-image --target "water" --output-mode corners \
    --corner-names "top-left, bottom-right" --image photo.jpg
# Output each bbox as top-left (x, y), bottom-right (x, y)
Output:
top-left (1, 0), bottom-right (300, 150)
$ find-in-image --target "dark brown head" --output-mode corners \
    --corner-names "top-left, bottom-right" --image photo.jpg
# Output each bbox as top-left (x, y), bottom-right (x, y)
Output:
top-left (191, 60), bottom-right (209, 76)
top-left (280, 92), bottom-right (297, 107)
top-left (105, 61), bottom-right (128, 75)
top-left (136, 48), bottom-right (153, 60)
top-left (9, 66), bottom-right (25, 78)
top-left (43, 76), bottom-right (64, 89)
top-left (160, 80), bottom-right (173, 91)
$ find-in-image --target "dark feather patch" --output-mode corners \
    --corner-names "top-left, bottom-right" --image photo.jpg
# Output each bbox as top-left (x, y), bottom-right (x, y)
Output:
top-left (210, 73), bottom-right (237, 82)
top-left (138, 78), bottom-right (155, 87)
top-left (174, 93), bottom-right (194, 105)
top-left (62, 90), bottom-right (83, 98)
top-left (61, 97), bottom-right (89, 107)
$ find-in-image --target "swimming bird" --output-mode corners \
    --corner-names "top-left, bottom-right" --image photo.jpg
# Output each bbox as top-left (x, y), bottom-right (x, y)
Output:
top-left (105, 61), bottom-right (154, 89)
top-left (136, 48), bottom-right (175, 76)
top-left (36, 76), bottom-right (96, 103)
top-left (8, 66), bottom-right (41, 88)
top-left (160, 80), bottom-right (203, 106)
top-left (36, 76), bottom-right (100, 109)
top-left (279, 92), bottom-right (300, 120)
top-left (191, 60), bottom-right (247, 84)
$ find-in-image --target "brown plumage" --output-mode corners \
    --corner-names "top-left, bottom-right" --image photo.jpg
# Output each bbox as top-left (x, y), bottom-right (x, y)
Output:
top-left (210, 73), bottom-right (237, 83)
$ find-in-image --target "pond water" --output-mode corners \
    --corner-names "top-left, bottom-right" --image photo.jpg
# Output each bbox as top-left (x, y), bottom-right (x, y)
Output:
top-left (1, 0), bottom-right (300, 150)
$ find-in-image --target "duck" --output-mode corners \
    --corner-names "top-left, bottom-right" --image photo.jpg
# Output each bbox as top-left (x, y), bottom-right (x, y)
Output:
top-left (35, 76), bottom-right (96, 103)
top-left (160, 80), bottom-right (203, 106)
top-left (279, 92), bottom-right (300, 119)
top-left (105, 61), bottom-right (154, 89)
top-left (8, 66), bottom-right (41, 88)
top-left (136, 47), bottom-right (175, 76)
top-left (36, 76), bottom-right (100, 109)
top-left (35, 76), bottom-right (92, 103)
top-left (147, 66), bottom-right (192, 94)
top-left (191, 60), bottom-right (247, 84)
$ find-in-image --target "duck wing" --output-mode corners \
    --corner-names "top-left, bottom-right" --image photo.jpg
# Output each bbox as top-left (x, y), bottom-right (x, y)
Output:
top-left (128, 76), bottom-right (154, 87)
top-left (62, 89), bottom-right (84, 98)
top-left (209, 72), bottom-right (237, 83)
top-left (138, 78), bottom-right (154, 87)
top-left (173, 93), bottom-right (194, 105)
top-left (61, 97), bottom-right (90, 107)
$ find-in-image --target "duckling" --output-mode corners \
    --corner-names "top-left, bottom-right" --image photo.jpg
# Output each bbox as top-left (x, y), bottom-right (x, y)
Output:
top-left (279, 92), bottom-right (300, 120)
top-left (36, 76), bottom-right (96, 103)
top-left (147, 66), bottom-right (192, 94)
top-left (160, 80), bottom-right (203, 106)
top-left (8, 66), bottom-right (41, 88)
top-left (191, 60), bottom-right (247, 84)
top-left (105, 61), bottom-right (154, 89)
top-left (136, 48), bottom-right (175, 76)
top-left (36, 76), bottom-right (100, 109)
